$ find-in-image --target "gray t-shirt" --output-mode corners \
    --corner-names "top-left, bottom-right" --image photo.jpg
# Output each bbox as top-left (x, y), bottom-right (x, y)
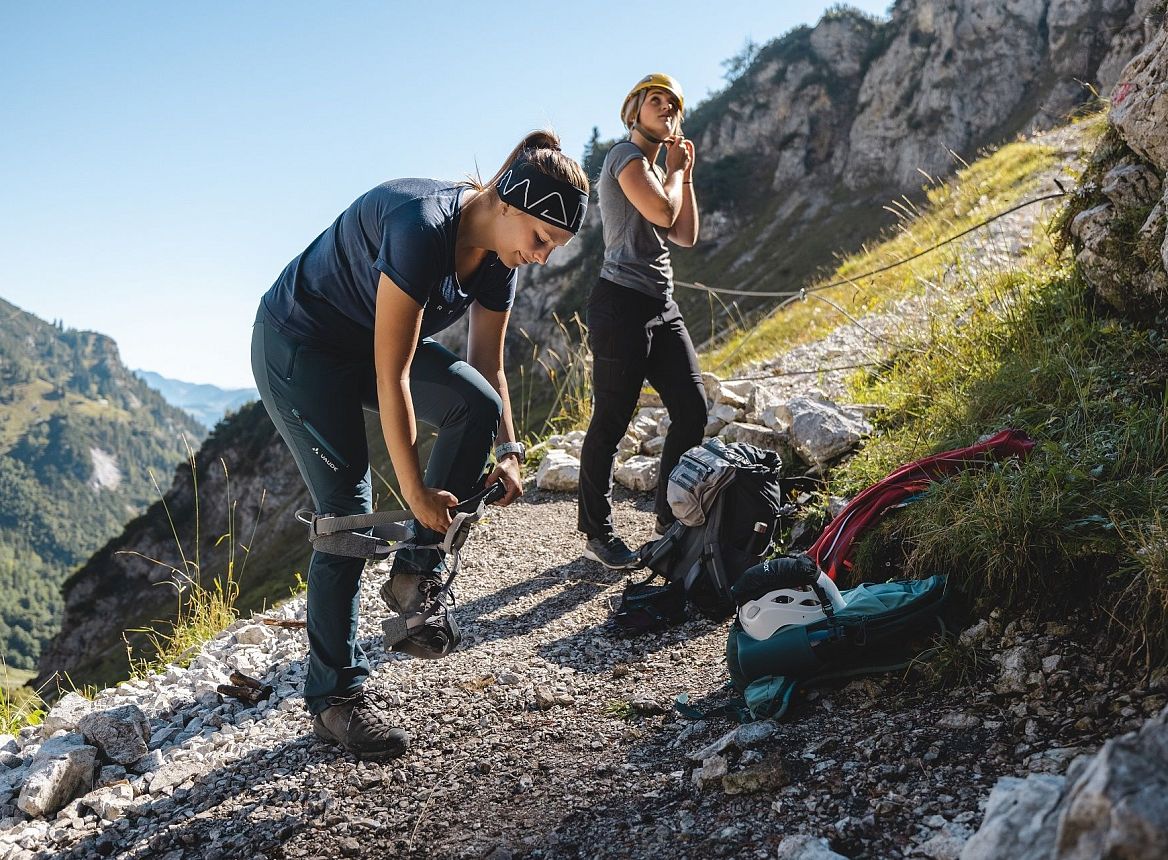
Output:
top-left (598, 141), bottom-right (673, 300)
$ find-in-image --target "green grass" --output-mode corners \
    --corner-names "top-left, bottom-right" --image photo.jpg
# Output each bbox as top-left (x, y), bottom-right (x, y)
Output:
top-left (833, 253), bottom-right (1168, 666)
top-left (122, 441), bottom-right (257, 679)
top-left (0, 664), bottom-right (43, 734)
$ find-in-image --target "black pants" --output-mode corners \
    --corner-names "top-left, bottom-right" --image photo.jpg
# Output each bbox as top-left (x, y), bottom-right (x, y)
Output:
top-left (577, 279), bottom-right (707, 537)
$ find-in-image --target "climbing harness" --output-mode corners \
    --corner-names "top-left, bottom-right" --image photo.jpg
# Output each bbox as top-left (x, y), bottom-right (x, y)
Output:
top-left (296, 480), bottom-right (507, 655)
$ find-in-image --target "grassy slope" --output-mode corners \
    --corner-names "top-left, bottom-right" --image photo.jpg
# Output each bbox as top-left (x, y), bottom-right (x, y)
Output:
top-left (702, 132), bottom-right (1065, 374)
top-left (752, 112), bottom-right (1168, 667)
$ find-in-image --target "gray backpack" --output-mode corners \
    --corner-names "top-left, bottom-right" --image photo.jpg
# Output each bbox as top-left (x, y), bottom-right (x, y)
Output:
top-left (621, 439), bottom-right (787, 625)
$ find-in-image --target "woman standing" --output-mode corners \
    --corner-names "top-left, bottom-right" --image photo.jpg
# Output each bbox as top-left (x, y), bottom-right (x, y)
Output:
top-left (253, 131), bottom-right (588, 759)
top-left (578, 73), bottom-right (705, 568)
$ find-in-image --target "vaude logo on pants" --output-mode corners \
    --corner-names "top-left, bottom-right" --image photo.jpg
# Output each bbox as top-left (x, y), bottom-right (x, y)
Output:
top-left (312, 446), bottom-right (339, 472)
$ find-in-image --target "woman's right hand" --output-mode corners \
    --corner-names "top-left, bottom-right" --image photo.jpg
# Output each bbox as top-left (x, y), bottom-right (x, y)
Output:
top-left (665, 136), bottom-right (693, 175)
top-left (407, 486), bottom-right (460, 534)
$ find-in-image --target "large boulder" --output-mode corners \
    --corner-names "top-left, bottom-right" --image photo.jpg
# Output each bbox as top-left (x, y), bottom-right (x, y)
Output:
top-left (1054, 711), bottom-right (1168, 858)
top-left (774, 393), bottom-right (871, 467)
top-left (960, 773), bottom-right (1067, 860)
top-left (961, 704), bottom-right (1168, 859)
top-left (1110, 23), bottom-right (1168, 173)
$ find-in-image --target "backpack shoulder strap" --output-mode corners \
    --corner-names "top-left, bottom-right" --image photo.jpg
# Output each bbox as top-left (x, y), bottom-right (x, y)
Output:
top-left (690, 491), bottom-right (732, 602)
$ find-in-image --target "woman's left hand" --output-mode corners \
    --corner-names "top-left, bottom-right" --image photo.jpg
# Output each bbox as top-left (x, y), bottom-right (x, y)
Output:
top-left (486, 455), bottom-right (524, 506)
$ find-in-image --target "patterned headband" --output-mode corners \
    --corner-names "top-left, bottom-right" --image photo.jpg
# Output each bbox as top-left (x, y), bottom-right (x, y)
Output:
top-left (495, 158), bottom-right (587, 234)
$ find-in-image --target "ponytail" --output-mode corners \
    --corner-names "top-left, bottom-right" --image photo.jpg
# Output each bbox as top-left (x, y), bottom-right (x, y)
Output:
top-left (467, 129), bottom-right (589, 197)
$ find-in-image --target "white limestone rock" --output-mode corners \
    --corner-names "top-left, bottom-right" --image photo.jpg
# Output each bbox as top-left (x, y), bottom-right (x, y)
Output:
top-left (78, 705), bottom-right (150, 766)
top-left (535, 450), bottom-right (580, 492)
top-left (614, 456), bottom-right (659, 492)
top-left (616, 432), bottom-right (639, 462)
top-left (775, 834), bottom-right (850, 859)
top-left (640, 435), bottom-right (665, 457)
top-left (17, 734), bottom-right (97, 818)
top-left (1111, 23), bottom-right (1168, 173)
top-left (1054, 707), bottom-right (1168, 859)
top-left (714, 379), bottom-right (752, 409)
top-left (959, 774), bottom-right (1067, 860)
top-left (79, 781), bottom-right (134, 821)
top-left (234, 624), bottom-right (269, 647)
top-left (718, 422), bottom-right (792, 462)
top-left (1101, 159), bottom-right (1163, 212)
top-left (775, 393), bottom-right (871, 466)
top-left (656, 413), bottom-right (672, 438)
top-left (746, 382), bottom-right (787, 426)
top-left (39, 693), bottom-right (96, 739)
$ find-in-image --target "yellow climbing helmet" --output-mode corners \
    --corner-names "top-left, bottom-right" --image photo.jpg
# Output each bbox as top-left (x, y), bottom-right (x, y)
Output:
top-left (620, 73), bottom-right (685, 129)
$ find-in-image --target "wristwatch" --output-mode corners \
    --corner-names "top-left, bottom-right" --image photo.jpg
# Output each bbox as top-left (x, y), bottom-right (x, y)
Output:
top-left (494, 441), bottom-right (526, 462)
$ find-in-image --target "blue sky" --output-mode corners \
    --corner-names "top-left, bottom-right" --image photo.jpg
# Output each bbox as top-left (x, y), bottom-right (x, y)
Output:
top-left (0, 1), bottom-right (890, 388)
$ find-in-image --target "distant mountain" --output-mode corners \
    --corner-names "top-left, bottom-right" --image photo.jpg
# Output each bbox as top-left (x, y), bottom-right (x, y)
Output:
top-left (0, 297), bottom-right (203, 670)
top-left (134, 370), bottom-right (257, 431)
top-left (35, 400), bottom-right (312, 689)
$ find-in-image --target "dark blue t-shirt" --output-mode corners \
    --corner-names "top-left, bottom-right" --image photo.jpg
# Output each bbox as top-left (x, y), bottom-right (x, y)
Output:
top-left (260, 179), bottom-right (516, 354)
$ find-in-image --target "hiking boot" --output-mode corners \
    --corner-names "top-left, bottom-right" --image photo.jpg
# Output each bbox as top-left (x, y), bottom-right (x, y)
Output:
top-left (583, 533), bottom-right (639, 569)
top-left (380, 550), bottom-right (461, 659)
top-left (381, 547), bottom-right (447, 614)
top-left (312, 688), bottom-right (409, 761)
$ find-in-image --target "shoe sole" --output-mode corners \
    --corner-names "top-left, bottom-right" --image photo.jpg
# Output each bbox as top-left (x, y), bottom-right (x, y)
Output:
top-left (583, 546), bottom-right (639, 570)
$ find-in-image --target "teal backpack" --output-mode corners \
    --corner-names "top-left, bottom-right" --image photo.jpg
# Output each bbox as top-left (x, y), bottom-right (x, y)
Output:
top-left (725, 555), bottom-right (963, 720)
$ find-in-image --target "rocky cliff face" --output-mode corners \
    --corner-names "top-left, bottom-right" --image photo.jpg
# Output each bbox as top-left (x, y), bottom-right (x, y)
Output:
top-left (498, 0), bottom-right (1157, 378)
top-left (1066, 8), bottom-right (1168, 316)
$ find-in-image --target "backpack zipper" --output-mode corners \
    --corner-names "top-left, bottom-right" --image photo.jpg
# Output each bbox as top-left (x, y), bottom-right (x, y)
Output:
top-left (291, 408), bottom-right (350, 470)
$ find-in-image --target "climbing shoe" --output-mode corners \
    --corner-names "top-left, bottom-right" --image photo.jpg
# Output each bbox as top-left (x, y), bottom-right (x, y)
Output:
top-left (312, 688), bottom-right (409, 761)
top-left (583, 533), bottom-right (639, 569)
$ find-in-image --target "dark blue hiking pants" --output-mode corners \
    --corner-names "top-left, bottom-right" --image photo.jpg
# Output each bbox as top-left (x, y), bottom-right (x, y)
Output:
top-left (251, 312), bottom-right (501, 714)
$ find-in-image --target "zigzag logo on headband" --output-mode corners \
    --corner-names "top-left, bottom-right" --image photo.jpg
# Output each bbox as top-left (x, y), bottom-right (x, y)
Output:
top-left (497, 169), bottom-right (585, 231)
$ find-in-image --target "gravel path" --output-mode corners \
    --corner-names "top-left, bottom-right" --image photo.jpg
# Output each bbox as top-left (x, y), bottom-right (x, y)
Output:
top-left (6, 488), bottom-right (1156, 860)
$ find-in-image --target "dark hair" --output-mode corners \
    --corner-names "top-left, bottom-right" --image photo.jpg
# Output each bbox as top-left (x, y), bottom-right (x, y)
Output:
top-left (469, 129), bottom-right (589, 197)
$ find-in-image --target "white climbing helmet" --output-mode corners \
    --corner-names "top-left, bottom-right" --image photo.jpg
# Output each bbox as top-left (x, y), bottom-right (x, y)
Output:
top-left (738, 572), bottom-right (847, 641)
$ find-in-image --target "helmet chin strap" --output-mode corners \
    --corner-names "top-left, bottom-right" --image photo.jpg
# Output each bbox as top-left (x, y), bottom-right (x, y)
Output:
top-left (631, 121), bottom-right (667, 145)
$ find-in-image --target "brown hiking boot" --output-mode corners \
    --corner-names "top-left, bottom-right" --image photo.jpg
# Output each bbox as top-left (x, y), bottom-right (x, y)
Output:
top-left (312, 689), bottom-right (409, 760)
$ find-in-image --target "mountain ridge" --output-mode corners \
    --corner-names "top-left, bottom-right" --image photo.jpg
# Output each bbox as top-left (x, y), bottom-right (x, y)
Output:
top-left (0, 296), bottom-right (202, 670)
top-left (133, 370), bottom-right (256, 432)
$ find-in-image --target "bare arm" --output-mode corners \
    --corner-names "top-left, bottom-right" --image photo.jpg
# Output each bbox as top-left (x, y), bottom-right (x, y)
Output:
top-left (667, 139), bottom-right (699, 247)
top-left (616, 157), bottom-right (686, 229)
top-left (373, 272), bottom-right (457, 532)
top-left (467, 302), bottom-right (523, 505)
